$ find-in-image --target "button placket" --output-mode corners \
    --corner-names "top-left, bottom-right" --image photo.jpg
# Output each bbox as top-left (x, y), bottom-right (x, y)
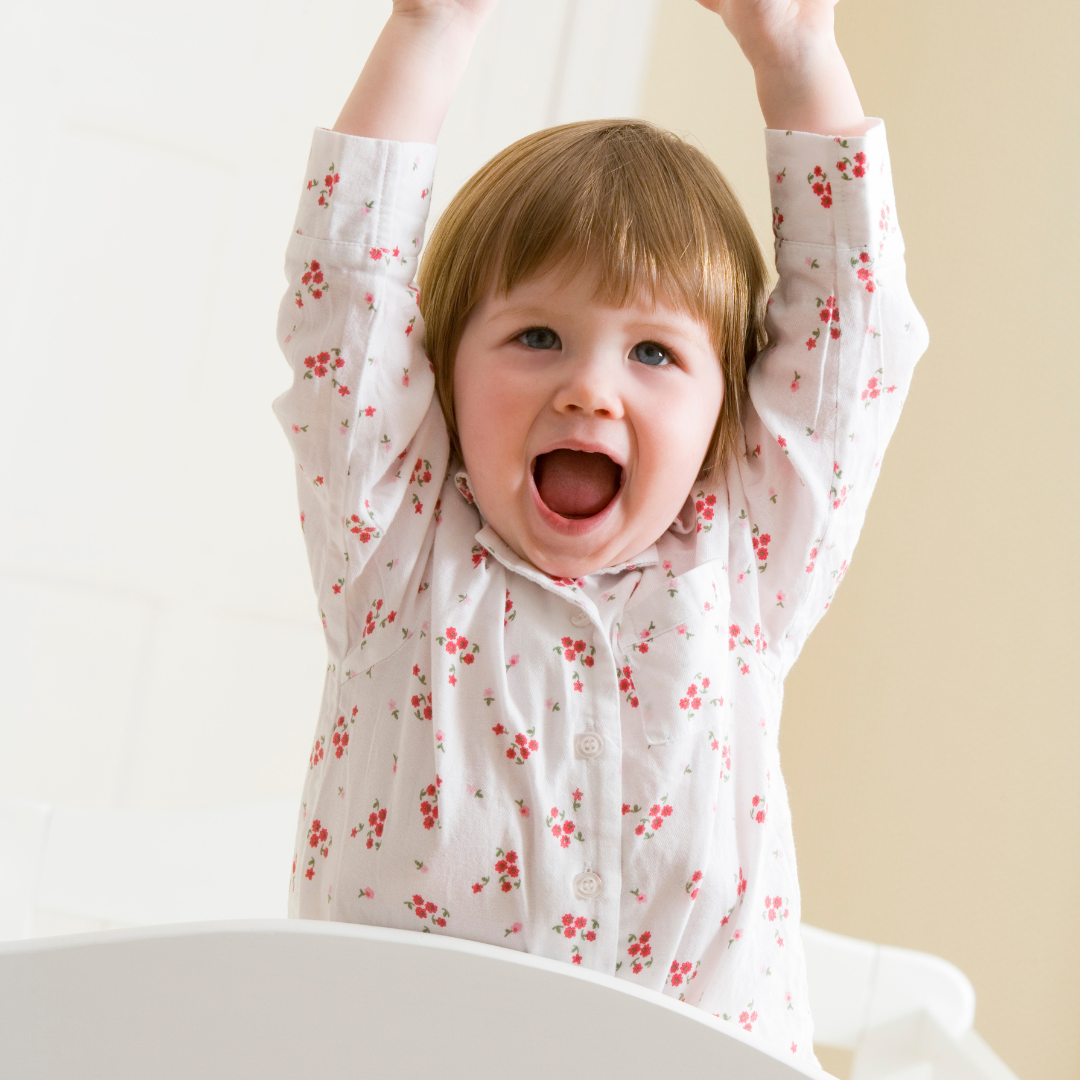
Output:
top-left (570, 609), bottom-right (590, 628)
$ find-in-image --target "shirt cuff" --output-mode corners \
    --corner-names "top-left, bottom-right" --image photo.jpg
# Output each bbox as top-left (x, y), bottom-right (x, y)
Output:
top-left (291, 128), bottom-right (439, 249)
top-left (764, 119), bottom-right (894, 250)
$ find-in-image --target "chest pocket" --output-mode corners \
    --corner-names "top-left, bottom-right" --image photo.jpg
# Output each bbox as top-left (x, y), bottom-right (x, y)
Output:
top-left (621, 562), bottom-right (730, 745)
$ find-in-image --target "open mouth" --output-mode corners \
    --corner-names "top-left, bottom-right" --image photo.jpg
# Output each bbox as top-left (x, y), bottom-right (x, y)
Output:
top-left (532, 449), bottom-right (623, 520)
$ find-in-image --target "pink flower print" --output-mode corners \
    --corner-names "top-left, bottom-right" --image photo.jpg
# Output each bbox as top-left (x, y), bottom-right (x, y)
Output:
top-left (727, 623), bottom-right (740, 652)
top-left (308, 734), bottom-right (325, 769)
top-left (358, 887), bottom-right (374, 899)
top-left (402, 368), bottom-right (410, 387)
top-left (852, 250), bottom-right (876, 292)
top-left (678, 674), bottom-right (713, 720)
top-left (546, 805), bottom-right (583, 847)
top-left (750, 795), bottom-right (768, 824)
top-left (626, 930), bottom-right (653, 974)
top-left (404, 893), bottom-right (449, 930)
top-left (805, 544), bottom-right (819, 573)
top-left (686, 871), bottom-right (703, 900)
top-left (790, 371), bottom-right (801, 392)
top-left (630, 796), bottom-right (672, 839)
top-left (419, 780), bottom-right (440, 831)
top-left (515, 798), bottom-right (530, 818)
top-left (738, 1004), bottom-right (758, 1032)
top-left (668, 959), bottom-right (698, 991)
top-left (737, 867), bottom-right (748, 898)
top-left (470, 543), bottom-right (491, 569)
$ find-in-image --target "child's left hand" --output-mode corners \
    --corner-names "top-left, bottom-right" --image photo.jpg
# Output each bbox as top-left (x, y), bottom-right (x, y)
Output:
top-left (692, 0), bottom-right (869, 136)
top-left (695, 0), bottom-right (838, 70)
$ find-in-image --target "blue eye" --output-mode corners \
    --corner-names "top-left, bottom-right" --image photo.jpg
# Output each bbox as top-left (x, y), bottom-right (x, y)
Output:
top-left (518, 327), bottom-right (560, 350)
top-left (632, 341), bottom-right (671, 367)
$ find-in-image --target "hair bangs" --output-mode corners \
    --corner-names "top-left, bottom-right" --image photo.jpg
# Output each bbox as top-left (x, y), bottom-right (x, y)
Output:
top-left (418, 118), bottom-right (769, 480)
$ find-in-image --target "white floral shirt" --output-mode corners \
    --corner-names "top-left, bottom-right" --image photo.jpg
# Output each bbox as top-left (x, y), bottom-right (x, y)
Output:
top-left (274, 120), bottom-right (927, 1064)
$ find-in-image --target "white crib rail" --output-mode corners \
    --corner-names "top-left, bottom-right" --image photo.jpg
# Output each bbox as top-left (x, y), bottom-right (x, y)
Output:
top-left (0, 919), bottom-right (822, 1079)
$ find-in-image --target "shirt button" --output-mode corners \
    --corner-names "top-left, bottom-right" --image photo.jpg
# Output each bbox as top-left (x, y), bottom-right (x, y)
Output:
top-left (575, 733), bottom-right (604, 760)
top-left (570, 610), bottom-right (590, 628)
top-left (573, 871), bottom-right (603, 901)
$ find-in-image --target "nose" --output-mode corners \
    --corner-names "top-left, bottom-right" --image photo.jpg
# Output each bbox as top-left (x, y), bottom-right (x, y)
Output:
top-left (552, 349), bottom-right (624, 420)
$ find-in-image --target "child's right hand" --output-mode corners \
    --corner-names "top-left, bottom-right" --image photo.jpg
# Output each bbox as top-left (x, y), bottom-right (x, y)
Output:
top-left (333, 0), bottom-right (502, 143)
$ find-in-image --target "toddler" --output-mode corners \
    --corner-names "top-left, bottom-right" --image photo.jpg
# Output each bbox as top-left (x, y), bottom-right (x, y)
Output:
top-left (275, 0), bottom-right (928, 1063)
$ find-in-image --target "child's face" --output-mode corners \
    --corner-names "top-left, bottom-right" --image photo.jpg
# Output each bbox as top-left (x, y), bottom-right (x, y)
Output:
top-left (453, 263), bottom-right (724, 579)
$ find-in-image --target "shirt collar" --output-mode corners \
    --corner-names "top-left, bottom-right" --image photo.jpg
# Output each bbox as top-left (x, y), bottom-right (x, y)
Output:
top-left (454, 467), bottom-right (662, 583)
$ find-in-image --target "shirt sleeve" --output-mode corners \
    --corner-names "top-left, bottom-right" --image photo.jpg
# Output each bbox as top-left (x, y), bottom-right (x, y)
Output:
top-left (733, 120), bottom-right (929, 678)
top-left (273, 129), bottom-right (447, 667)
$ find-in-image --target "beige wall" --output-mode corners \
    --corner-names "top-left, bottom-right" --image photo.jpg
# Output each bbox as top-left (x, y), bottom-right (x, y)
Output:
top-left (639, 2), bottom-right (1079, 1077)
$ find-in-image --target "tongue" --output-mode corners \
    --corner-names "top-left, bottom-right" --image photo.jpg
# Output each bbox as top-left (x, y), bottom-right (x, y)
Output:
top-left (535, 449), bottom-right (621, 519)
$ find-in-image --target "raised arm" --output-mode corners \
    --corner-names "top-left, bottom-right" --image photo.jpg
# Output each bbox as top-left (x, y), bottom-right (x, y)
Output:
top-left (333, 0), bottom-right (500, 143)
top-left (275, 3), bottom-right (499, 668)
top-left (694, 0), bottom-right (929, 675)
top-left (696, 0), bottom-right (867, 137)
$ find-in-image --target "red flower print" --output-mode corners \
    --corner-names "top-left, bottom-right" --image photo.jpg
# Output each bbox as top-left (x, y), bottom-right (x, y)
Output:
top-left (668, 959), bottom-right (698, 992)
top-left (308, 166), bottom-right (339, 208)
top-left (836, 150), bottom-right (867, 180)
top-left (632, 796), bottom-right (672, 839)
top-left (437, 627), bottom-right (479, 682)
top-left (405, 893), bottom-right (449, 931)
top-left (419, 779), bottom-right (440, 831)
top-left (495, 723), bottom-right (538, 763)
top-left (546, 804), bottom-right (583, 847)
top-left (306, 818), bottom-right (331, 860)
top-left (554, 915), bottom-right (599, 961)
top-left (625, 930), bottom-right (653, 974)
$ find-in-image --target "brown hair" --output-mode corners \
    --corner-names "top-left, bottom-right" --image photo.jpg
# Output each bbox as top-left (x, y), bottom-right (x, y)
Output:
top-left (417, 118), bottom-right (769, 480)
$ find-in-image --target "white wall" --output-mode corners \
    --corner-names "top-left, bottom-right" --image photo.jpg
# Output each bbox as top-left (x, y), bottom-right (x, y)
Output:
top-left (0, 0), bottom-right (656, 812)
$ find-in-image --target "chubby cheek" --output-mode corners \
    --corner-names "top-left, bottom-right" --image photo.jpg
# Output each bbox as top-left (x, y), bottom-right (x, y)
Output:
top-left (634, 384), bottom-right (722, 510)
top-left (454, 358), bottom-right (531, 507)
